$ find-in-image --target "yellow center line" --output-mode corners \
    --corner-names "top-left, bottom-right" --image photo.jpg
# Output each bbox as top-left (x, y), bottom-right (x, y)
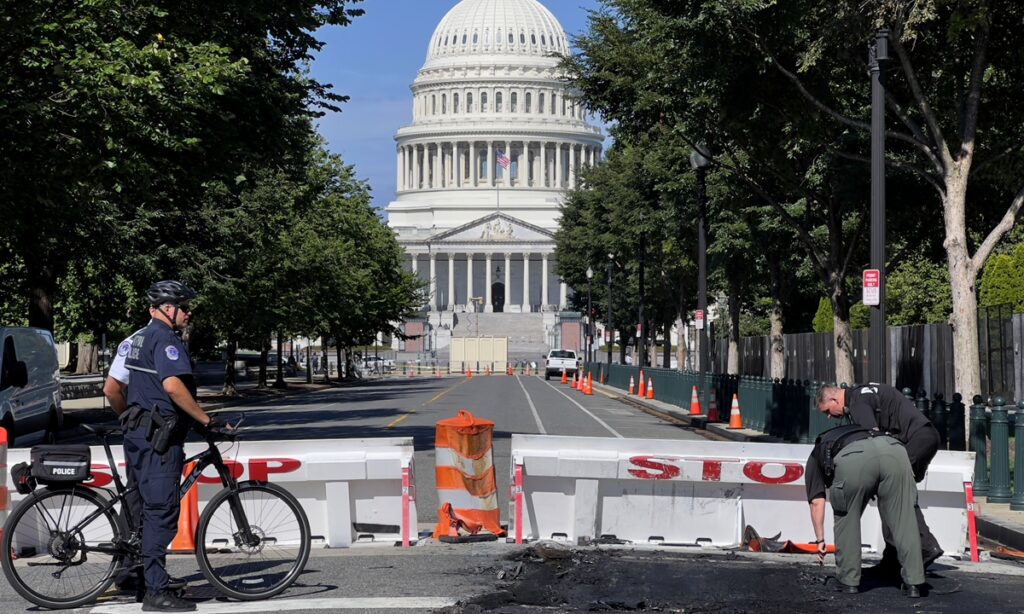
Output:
top-left (387, 377), bottom-right (468, 428)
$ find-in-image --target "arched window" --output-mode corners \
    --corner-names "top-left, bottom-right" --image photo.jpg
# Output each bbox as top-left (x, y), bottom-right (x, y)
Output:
top-left (551, 94), bottom-right (557, 115)
top-left (453, 93), bottom-right (460, 114)
top-left (462, 33), bottom-right (467, 44)
top-left (508, 32), bottom-right (514, 44)
top-left (473, 32), bottom-right (478, 44)
top-left (481, 92), bottom-right (488, 112)
top-left (510, 92), bottom-right (517, 113)
top-left (525, 92), bottom-right (532, 113)
top-left (541, 34), bottom-right (546, 46)
top-left (531, 33), bottom-right (537, 45)
top-left (467, 92), bottom-right (474, 113)
top-left (496, 91), bottom-right (503, 112)
top-left (520, 32), bottom-right (526, 44)
top-left (441, 93), bottom-right (446, 114)
top-left (538, 92), bottom-right (545, 114)
top-left (432, 95), bottom-right (436, 115)
top-left (561, 96), bottom-right (566, 116)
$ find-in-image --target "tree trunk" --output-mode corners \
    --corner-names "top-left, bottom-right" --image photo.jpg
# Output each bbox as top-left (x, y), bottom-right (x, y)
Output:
top-left (619, 331), bottom-right (628, 364)
top-left (222, 339), bottom-right (238, 396)
top-left (676, 317), bottom-right (687, 372)
top-left (831, 282), bottom-right (856, 386)
top-left (336, 344), bottom-right (345, 380)
top-left (727, 291), bottom-right (740, 375)
top-left (273, 331), bottom-right (286, 389)
top-left (768, 257), bottom-right (786, 380)
top-left (257, 346), bottom-right (269, 389)
top-left (944, 184), bottom-right (983, 448)
top-left (662, 321), bottom-right (671, 369)
top-left (75, 342), bottom-right (98, 374)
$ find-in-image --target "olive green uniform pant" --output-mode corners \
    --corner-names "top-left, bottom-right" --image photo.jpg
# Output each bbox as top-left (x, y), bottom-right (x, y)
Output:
top-left (830, 436), bottom-right (925, 587)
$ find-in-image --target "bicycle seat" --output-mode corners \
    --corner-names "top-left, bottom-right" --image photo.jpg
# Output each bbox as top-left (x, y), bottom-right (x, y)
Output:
top-left (80, 423), bottom-right (124, 437)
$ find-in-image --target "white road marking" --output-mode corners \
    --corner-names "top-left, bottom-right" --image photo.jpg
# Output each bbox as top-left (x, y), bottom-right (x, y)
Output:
top-left (541, 380), bottom-right (624, 438)
top-left (89, 596), bottom-right (457, 613)
top-left (516, 375), bottom-right (547, 434)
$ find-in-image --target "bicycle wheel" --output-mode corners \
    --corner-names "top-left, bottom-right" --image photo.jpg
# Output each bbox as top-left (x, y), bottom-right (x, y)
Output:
top-left (1, 486), bottom-right (126, 609)
top-left (195, 481), bottom-right (310, 600)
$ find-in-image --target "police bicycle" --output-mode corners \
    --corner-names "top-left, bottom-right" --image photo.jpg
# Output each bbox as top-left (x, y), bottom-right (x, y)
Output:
top-left (0, 416), bottom-right (311, 609)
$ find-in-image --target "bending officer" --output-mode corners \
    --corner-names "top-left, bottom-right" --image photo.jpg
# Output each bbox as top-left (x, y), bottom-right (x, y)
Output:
top-left (805, 424), bottom-right (925, 597)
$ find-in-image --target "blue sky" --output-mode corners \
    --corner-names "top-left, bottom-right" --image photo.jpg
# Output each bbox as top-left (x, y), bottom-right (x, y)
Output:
top-left (308, 0), bottom-right (604, 210)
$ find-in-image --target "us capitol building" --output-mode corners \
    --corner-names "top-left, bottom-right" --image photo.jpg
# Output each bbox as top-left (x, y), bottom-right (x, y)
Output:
top-left (386, 0), bottom-right (604, 357)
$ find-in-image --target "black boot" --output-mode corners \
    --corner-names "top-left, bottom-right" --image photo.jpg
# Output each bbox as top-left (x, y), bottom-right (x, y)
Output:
top-left (141, 590), bottom-right (196, 612)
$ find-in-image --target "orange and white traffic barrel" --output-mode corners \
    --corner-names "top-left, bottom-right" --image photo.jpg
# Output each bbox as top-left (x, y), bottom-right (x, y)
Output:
top-left (433, 410), bottom-right (505, 539)
top-left (0, 428), bottom-right (8, 538)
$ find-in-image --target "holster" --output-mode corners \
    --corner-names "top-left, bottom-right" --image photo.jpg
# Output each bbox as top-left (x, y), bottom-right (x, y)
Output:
top-left (145, 410), bottom-right (177, 455)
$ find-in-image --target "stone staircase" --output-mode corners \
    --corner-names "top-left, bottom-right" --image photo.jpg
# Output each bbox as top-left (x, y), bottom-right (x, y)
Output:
top-left (449, 312), bottom-right (548, 360)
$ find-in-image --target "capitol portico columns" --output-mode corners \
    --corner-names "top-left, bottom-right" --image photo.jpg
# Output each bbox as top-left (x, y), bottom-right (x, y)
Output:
top-left (485, 254), bottom-right (493, 313)
top-left (560, 281), bottom-right (567, 309)
top-left (466, 254), bottom-right (473, 308)
top-left (429, 254), bottom-right (437, 310)
top-left (447, 254), bottom-right (455, 311)
top-left (569, 144), bottom-right (576, 189)
top-left (522, 254), bottom-right (530, 312)
top-left (541, 254), bottom-right (549, 309)
top-left (504, 254), bottom-right (511, 308)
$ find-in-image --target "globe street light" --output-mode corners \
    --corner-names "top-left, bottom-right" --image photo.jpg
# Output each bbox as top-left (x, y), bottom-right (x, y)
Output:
top-left (691, 146), bottom-right (712, 410)
top-left (586, 266), bottom-right (594, 364)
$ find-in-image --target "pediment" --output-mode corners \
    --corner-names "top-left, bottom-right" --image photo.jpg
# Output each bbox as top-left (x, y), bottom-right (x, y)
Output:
top-left (430, 213), bottom-right (555, 243)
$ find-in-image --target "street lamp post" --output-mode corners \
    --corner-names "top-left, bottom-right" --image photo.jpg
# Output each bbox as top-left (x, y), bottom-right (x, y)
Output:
top-left (586, 266), bottom-right (594, 365)
top-left (869, 29), bottom-right (889, 385)
top-left (691, 146), bottom-right (712, 409)
top-left (607, 253), bottom-right (614, 368)
top-left (638, 230), bottom-right (646, 368)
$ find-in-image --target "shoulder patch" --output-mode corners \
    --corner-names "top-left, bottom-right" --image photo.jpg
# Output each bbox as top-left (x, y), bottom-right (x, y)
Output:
top-left (165, 345), bottom-right (180, 361)
top-left (117, 340), bottom-right (133, 357)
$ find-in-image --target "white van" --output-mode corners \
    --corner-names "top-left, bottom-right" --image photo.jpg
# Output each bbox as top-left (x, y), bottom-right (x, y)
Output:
top-left (0, 327), bottom-right (63, 445)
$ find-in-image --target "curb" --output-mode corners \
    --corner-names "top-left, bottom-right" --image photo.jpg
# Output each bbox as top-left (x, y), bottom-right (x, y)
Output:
top-left (976, 514), bottom-right (1024, 553)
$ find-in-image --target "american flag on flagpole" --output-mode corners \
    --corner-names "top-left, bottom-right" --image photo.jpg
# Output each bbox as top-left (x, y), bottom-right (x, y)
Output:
top-left (496, 151), bottom-right (511, 169)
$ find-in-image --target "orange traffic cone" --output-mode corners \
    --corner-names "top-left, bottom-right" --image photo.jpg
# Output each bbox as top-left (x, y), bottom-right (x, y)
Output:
top-left (170, 462), bottom-right (199, 553)
top-left (628, 375), bottom-right (635, 395)
top-left (708, 390), bottom-right (720, 422)
top-left (561, 369), bottom-right (568, 384)
top-left (645, 377), bottom-right (654, 400)
top-left (637, 375), bottom-right (646, 398)
top-left (584, 373), bottom-right (593, 396)
top-left (727, 393), bottom-right (744, 429)
top-left (467, 367), bottom-right (473, 379)
top-left (689, 386), bottom-right (702, 416)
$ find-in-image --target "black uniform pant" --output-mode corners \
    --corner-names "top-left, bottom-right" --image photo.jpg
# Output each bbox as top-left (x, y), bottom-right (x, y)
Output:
top-left (123, 428), bottom-right (184, 595)
top-left (882, 424), bottom-right (943, 563)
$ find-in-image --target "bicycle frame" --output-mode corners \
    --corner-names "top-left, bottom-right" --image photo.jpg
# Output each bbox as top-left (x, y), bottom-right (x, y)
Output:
top-left (34, 430), bottom-right (259, 561)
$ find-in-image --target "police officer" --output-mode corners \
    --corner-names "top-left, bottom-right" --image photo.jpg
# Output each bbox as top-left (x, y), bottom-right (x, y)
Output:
top-left (805, 425), bottom-right (925, 597)
top-left (123, 281), bottom-right (214, 612)
top-left (816, 383), bottom-right (944, 572)
top-left (103, 325), bottom-right (186, 600)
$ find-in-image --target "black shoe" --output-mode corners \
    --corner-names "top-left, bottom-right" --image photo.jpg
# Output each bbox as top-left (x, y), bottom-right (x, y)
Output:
top-left (922, 548), bottom-right (944, 568)
top-left (141, 590), bottom-right (196, 612)
top-left (902, 583), bottom-right (921, 598)
top-left (835, 583), bottom-right (859, 594)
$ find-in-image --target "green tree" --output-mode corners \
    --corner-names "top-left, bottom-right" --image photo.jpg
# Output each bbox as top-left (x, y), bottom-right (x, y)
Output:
top-left (813, 298), bottom-right (833, 333)
top-left (979, 254), bottom-right (1019, 309)
top-left (887, 254), bottom-right (952, 325)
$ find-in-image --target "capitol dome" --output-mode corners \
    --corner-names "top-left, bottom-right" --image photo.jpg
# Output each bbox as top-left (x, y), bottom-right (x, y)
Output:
top-left (424, 0), bottom-right (569, 69)
top-left (386, 0), bottom-right (604, 332)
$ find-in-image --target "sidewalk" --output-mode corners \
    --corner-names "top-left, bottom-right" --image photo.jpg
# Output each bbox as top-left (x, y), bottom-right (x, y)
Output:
top-left (594, 379), bottom-right (1024, 554)
top-left (59, 376), bottom-right (332, 429)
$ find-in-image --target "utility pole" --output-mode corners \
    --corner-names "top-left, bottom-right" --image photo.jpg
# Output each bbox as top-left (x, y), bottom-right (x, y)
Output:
top-left (868, 29), bottom-right (889, 385)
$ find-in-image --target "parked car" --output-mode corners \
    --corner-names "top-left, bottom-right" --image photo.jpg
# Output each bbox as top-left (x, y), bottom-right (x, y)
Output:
top-left (0, 327), bottom-right (63, 445)
top-left (544, 349), bottom-right (578, 380)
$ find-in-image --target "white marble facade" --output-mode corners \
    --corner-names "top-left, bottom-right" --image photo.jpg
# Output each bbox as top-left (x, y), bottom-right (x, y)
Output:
top-left (385, 0), bottom-right (603, 315)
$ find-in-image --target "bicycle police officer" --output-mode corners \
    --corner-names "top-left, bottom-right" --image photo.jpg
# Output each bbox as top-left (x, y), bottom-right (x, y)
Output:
top-left (123, 281), bottom-right (215, 612)
top-left (805, 424), bottom-right (925, 597)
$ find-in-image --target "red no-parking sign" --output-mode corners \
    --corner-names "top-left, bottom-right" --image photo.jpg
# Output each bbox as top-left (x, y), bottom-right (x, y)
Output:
top-left (863, 269), bottom-right (880, 306)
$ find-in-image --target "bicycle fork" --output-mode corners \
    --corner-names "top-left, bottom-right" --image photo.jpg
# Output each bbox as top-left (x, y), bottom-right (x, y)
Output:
top-left (215, 465), bottom-right (261, 550)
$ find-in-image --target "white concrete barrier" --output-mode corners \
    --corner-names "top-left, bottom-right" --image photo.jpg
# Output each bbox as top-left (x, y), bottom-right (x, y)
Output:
top-left (510, 435), bottom-right (973, 554)
top-left (6, 437), bottom-right (417, 548)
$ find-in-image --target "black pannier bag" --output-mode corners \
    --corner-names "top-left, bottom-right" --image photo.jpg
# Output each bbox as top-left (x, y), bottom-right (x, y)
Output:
top-left (29, 445), bottom-right (91, 484)
top-left (11, 462), bottom-right (36, 494)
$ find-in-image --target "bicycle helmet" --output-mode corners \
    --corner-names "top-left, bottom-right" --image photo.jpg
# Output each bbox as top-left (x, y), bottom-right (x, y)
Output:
top-left (146, 280), bottom-right (197, 306)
